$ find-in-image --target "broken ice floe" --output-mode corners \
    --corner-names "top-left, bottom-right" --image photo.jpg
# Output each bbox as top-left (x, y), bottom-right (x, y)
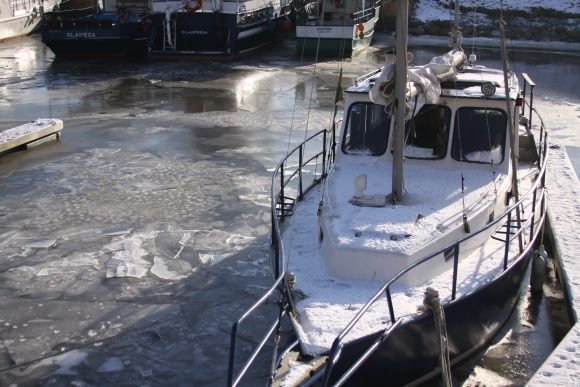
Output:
top-left (97, 357), bottom-right (125, 373)
top-left (173, 232), bottom-right (192, 259)
top-left (150, 256), bottom-right (191, 280)
top-left (103, 232), bottom-right (155, 279)
top-left (21, 239), bottom-right (57, 249)
top-left (103, 228), bottom-right (133, 237)
top-left (106, 260), bottom-right (150, 278)
top-left (198, 252), bottom-right (233, 265)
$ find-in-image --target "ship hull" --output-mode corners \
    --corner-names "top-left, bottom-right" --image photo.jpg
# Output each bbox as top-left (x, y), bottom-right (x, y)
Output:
top-left (322, 249), bottom-right (533, 386)
top-left (148, 12), bottom-right (291, 58)
top-left (42, 13), bottom-right (152, 58)
top-left (0, 0), bottom-right (62, 41)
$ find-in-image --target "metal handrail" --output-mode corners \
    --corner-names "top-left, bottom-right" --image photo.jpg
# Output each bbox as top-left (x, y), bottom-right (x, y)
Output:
top-left (228, 128), bottom-right (334, 387)
top-left (271, 129), bottom-right (329, 277)
top-left (228, 273), bottom-right (287, 387)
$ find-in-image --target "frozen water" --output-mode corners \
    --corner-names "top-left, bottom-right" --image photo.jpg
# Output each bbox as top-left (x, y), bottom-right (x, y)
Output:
top-left (0, 30), bottom-right (577, 387)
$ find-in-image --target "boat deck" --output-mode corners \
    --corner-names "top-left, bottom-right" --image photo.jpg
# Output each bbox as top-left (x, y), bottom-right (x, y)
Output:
top-left (282, 161), bottom-right (540, 355)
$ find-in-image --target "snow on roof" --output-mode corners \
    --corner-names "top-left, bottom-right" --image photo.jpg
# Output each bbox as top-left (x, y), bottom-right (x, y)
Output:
top-left (347, 64), bottom-right (516, 100)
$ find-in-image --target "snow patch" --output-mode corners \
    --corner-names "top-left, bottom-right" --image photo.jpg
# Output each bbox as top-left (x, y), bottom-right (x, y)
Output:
top-left (413, 0), bottom-right (580, 23)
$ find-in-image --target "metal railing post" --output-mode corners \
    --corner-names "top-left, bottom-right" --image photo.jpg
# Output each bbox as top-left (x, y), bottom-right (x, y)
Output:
top-left (540, 139), bottom-right (548, 216)
top-left (332, 122), bottom-right (337, 162)
top-left (228, 322), bottom-right (239, 386)
top-left (279, 162), bottom-right (285, 217)
top-left (322, 130), bottom-right (327, 179)
top-left (451, 245), bottom-right (460, 300)
top-left (530, 188), bottom-right (537, 239)
top-left (504, 210), bottom-right (512, 270)
top-left (386, 287), bottom-right (395, 324)
top-left (298, 145), bottom-right (304, 200)
top-left (528, 84), bottom-right (534, 131)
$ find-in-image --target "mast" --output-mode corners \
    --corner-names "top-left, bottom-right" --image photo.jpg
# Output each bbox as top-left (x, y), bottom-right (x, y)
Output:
top-left (391, 0), bottom-right (408, 202)
top-left (499, 20), bottom-right (524, 251)
top-left (449, 0), bottom-right (462, 49)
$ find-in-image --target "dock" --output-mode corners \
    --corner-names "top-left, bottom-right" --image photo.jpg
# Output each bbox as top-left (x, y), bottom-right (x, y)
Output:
top-left (528, 146), bottom-right (580, 385)
top-left (0, 119), bottom-right (63, 154)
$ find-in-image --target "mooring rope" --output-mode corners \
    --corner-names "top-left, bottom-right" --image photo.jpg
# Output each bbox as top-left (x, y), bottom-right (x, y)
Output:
top-left (423, 287), bottom-right (453, 387)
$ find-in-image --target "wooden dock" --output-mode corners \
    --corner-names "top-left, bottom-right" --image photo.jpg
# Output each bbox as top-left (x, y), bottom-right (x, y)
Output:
top-left (528, 146), bottom-right (580, 385)
top-left (0, 119), bottom-right (63, 154)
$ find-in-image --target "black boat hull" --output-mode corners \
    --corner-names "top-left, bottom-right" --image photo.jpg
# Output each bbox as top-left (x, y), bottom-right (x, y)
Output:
top-left (148, 12), bottom-right (290, 58)
top-left (42, 15), bottom-right (152, 58)
top-left (324, 249), bottom-right (533, 386)
top-left (42, 36), bottom-right (150, 58)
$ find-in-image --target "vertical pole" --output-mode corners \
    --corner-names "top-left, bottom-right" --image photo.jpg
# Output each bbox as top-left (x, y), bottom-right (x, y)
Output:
top-left (280, 161), bottom-right (285, 218)
top-left (530, 189), bottom-right (537, 239)
top-left (451, 245), bottom-right (459, 300)
top-left (499, 21), bottom-right (523, 253)
top-left (529, 84), bottom-right (535, 132)
top-left (228, 322), bottom-right (239, 386)
top-left (386, 286), bottom-right (395, 324)
top-left (392, 0), bottom-right (408, 202)
top-left (540, 139), bottom-right (547, 215)
top-left (298, 145), bottom-right (304, 200)
top-left (333, 122), bottom-right (337, 162)
top-left (504, 210), bottom-right (512, 270)
top-left (322, 130), bottom-right (327, 179)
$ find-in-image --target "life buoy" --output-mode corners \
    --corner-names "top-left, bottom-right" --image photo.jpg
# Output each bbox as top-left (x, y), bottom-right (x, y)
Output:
top-left (185, 0), bottom-right (201, 13)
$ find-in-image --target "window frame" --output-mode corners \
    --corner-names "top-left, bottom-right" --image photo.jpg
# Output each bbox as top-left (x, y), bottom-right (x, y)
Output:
top-left (404, 104), bottom-right (452, 160)
top-left (450, 106), bottom-right (508, 165)
top-left (341, 102), bottom-right (391, 156)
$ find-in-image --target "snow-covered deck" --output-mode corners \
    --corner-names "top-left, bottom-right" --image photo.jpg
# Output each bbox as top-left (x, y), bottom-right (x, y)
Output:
top-left (283, 160), bottom-right (539, 355)
top-left (317, 156), bottom-right (511, 285)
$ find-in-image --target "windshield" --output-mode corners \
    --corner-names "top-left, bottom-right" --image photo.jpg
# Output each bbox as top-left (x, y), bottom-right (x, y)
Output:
top-left (404, 104), bottom-right (451, 159)
top-left (342, 102), bottom-right (390, 156)
top-left (451, 107), bottom-right (507, 164)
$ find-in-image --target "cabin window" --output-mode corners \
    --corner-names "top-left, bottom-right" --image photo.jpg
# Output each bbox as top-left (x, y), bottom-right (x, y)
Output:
top-left (451, 107), bottom-right (507, 164)
top-left (342, 103), bottom-right (390, 156)
top-left (404, 104), bottom-right (451, 159)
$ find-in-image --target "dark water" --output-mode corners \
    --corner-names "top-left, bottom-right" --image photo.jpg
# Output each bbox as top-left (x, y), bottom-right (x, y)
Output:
top-left (0, 33), bottom-right (577, 386)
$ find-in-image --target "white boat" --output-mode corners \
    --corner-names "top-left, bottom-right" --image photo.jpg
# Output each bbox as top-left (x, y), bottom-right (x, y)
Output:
top-left (295, 0), bottom-right (384, 57)
top-left (228, 1), bottom-right (549, 386)
top-left (0, 0), bottom-right (62, 41)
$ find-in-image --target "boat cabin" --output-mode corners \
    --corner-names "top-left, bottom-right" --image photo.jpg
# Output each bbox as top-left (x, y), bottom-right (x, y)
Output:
top-left (319, 64), bottom-right (520, 285)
